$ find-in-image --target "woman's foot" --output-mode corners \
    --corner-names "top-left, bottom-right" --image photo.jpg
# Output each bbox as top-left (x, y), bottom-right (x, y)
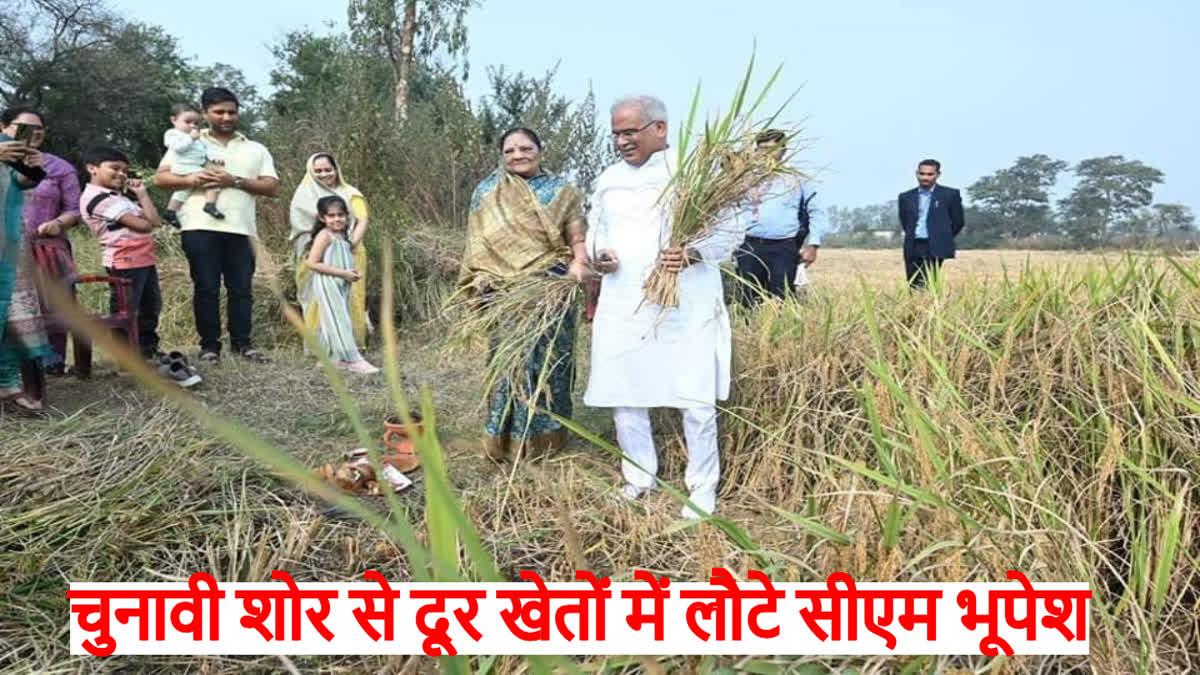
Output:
top-left (345, 359), bottom-right (379, 375)
top-left (0, 389), bottom-right (43, 413)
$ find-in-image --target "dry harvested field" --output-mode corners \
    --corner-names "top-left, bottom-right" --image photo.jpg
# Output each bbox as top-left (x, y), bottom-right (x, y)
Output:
top-left (802, 248), bottom-right (1139, 290)
top-left (1, 247), bottom-right (1197, 674)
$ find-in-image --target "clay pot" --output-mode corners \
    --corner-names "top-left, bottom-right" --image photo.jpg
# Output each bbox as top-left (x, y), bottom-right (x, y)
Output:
top-left (381, 413), bottom-right (423, 472)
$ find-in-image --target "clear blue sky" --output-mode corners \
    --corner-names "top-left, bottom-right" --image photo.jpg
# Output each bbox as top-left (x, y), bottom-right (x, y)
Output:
top-left (114, 0), bottom-right (1199, 212)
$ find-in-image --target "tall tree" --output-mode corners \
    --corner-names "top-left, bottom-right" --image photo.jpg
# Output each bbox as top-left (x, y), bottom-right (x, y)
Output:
top-left (347, 0), bottom-right (475, 123)
top-left (475, 65), bottom-right (609, 191)
top-left (1059, 155), bottom-right (1164, 244)
top-left (1150, 203), bottom-right (1195, 235)
top-left (269, 29), bottom-right (356, 119)
top-left (0, 0), bottom-right (117, 100)
top-left (0, 0), bottom-right (256, 167)
top-left (967, 154), bottom-right (1067, 238)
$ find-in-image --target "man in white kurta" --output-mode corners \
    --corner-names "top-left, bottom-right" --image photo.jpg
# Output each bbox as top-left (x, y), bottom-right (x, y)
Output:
top-left (584, 96), bottom-right (746, 519)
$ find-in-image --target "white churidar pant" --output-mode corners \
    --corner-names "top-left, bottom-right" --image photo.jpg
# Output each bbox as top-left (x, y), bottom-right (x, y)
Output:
top-left (613, 406), bottom-right (719, 496)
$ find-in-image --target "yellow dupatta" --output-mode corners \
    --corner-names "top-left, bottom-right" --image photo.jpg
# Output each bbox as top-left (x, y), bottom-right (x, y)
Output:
top-left (289, 153), bottom-right (371, 347)
top-left (460, 169), bottom-right (583, 289)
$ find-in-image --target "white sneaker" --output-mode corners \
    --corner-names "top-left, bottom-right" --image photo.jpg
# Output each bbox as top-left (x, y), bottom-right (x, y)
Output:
top-left (681, 490), bottom-right (716, 520)
top-left (162, 360), bottom-right (202, 389)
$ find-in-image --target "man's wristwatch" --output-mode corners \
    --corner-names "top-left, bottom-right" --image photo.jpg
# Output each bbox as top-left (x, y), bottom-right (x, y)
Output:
top-left (233, 177), bottom-right (247, 190)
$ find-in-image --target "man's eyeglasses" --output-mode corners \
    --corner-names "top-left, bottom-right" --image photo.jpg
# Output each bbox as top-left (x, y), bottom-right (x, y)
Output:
top-left (610, 121), bottom-right (657, 141)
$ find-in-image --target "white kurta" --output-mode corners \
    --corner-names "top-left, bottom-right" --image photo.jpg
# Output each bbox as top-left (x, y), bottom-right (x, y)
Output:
top-left (583, 151), bottom-right (746, 409)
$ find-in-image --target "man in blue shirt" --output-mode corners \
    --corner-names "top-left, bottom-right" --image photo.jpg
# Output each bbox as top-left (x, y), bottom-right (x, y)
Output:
top-left (733, 129), bottom-right (827, 306)
top-left (897, 159), bottom-right (964, 289)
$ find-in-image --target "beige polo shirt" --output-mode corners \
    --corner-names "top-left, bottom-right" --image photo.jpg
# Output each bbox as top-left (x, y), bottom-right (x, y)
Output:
top-left (158, 130), bottom-right (278, 237)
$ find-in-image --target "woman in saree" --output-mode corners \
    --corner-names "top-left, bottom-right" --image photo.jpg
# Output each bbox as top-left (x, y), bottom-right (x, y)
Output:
top-left (0, 127), bottom-right (53, 413)
top-left (288, 152), bottom-right (372, 350)
top-left (460, 127), bottom-right (589, 460)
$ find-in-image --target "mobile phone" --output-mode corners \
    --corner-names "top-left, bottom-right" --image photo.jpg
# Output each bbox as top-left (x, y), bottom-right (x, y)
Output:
top-left (13, 123), bottom-right (36, 144)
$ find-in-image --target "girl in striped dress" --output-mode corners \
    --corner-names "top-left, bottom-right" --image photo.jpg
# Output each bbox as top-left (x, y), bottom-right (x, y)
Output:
top-left (303, 195), bottom-right (378, 374)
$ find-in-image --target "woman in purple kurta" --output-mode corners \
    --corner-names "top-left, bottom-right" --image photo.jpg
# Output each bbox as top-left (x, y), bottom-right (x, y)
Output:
top-left (3, 106), bottom-right (82, 373)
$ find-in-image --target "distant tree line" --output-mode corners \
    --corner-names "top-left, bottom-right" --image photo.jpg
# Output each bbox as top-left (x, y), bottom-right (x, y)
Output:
top-left (0, 0), bottom-right (264, 170)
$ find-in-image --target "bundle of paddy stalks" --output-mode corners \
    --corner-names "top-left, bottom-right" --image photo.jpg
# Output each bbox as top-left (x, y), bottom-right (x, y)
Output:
top-left (443, 268), bottom-right (580, 409)
top-left (643, 54), bottom-right (803, 308)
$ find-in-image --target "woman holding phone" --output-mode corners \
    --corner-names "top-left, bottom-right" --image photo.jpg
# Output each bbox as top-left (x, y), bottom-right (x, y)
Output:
top-left (1, 106), bottom-right (81, 375)
top-left (0, 109), bottom-right (52, 413)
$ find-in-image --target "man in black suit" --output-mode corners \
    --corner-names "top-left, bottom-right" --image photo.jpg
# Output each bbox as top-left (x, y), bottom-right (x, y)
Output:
top-left (897, 159), bottom-right (964, 289)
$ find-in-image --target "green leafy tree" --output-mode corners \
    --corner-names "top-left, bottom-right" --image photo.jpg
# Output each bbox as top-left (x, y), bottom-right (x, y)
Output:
top-left (0, 0), bottom-right (118, 100)
top-left (1059, 191), bottom-right (1106, 246)
top-left (260, 26), bottom-right (604, 230)
top-left (268, 28), bottom-right (380, 120)
top-left (0, 0), bottom-right (258, 166)
top-left (1150, 203), bottom-right (1195, 235)
top-left (967, 154), bottom-right (1067, 238)
top-left (347, 0), bottom-right (476, 123)
top-left (957, 206), bottom-right (1004, 248)
top-left (475, 65), bottom-right (610, 192)
top-left (1117, 203), bottom-right (1195, 241)
top-left (1059, 155), bottom-right (1164, 244)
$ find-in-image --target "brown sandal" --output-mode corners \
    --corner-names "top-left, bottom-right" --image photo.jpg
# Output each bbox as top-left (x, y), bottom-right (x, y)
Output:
top-left (1, 391), bottom-right (43, 414)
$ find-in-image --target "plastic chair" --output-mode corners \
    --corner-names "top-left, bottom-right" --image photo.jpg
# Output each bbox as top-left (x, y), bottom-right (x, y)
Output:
top-left (31, 242), bottom-right (138, 380)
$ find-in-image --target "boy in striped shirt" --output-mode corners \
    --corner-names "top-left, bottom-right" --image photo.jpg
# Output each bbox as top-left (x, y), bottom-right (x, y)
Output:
top-left (79, 146), bottom-right (164, 361)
